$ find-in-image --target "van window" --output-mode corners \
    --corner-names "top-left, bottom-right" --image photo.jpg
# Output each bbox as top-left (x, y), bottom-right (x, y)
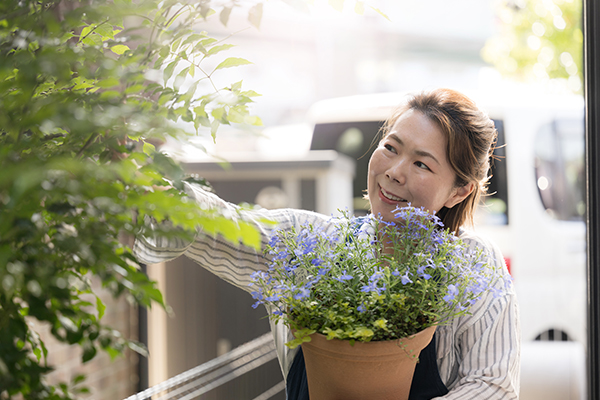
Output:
top-left (534, 118), bottom-right (585, 221)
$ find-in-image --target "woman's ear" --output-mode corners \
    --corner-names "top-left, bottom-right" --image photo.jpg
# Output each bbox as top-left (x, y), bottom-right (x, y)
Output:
top-left (444, 182), bottom-right (475, 209)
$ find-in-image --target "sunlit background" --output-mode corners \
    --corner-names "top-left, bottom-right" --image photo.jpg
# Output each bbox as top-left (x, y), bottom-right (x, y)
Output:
top-left (159, 0), bottom-right (582, 159)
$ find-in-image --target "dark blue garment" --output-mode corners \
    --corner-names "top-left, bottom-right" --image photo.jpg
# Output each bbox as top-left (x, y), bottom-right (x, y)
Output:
top-left (285, 332), bottom-right (448, 400)
top-left (408, 332), bottom-right (449, 400)
top-left (285, 346), bottom-right (310, 400)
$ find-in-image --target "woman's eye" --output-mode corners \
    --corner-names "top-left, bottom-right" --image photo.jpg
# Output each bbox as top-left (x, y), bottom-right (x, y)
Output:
top-left (383, 143), bottom-right (396, 153)
top-left (415, 161), bottom-right (430, 171)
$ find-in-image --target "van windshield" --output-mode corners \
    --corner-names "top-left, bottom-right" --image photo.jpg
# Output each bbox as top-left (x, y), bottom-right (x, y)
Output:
top-left (535, 118), bottom-right (585, 221)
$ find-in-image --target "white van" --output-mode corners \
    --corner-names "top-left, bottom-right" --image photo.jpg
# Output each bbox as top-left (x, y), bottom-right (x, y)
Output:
top-left (306, 90), bottom-right (586, 397)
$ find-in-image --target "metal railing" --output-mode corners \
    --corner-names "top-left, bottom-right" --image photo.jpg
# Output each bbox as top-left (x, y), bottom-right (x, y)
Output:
top-left (125, 333), bottom-right (284, 400)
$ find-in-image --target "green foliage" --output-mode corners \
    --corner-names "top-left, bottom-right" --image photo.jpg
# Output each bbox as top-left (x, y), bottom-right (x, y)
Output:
top-left (482, 0), bottom-right (583, 93)
top-left (0, 0), bottom-right (267, 397)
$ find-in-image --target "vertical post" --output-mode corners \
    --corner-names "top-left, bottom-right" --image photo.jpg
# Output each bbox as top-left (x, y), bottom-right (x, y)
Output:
top-left (138, 264), bottom-right (149, 392)
top-left (585, 0), bottom-right (600, 398)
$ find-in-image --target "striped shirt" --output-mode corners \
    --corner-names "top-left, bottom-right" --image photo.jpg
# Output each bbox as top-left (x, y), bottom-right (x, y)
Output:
top-left (134, 183), bottom-right (521, 399)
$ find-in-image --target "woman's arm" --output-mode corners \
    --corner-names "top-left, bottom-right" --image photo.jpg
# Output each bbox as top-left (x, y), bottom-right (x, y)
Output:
top-left (133, 182), bottom-right (335, 293)
top-left (435, 232), bottom-right (521, 399)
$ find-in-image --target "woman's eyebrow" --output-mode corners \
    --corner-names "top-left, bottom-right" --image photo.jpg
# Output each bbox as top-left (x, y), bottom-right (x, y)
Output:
top-left (388, 133), bottom-right (441, 166)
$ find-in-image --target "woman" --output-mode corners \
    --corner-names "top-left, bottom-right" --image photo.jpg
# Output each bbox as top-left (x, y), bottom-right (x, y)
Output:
top-left (134, 88), bottom-right (520, 399)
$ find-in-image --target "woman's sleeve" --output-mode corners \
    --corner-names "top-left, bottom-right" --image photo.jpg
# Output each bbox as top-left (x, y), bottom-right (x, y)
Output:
top-left (133, 182), bottom-right (333, 293)
top-left (435, 233), bottom-right (521, 400)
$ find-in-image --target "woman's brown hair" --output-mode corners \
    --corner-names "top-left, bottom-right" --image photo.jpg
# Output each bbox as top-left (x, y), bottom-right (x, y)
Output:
top-left (380, 88), bottom-right (497, 233)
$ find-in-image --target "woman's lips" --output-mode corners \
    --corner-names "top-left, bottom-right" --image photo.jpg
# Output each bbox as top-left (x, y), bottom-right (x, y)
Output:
top-left (379, 186), bottom-right (407, 203)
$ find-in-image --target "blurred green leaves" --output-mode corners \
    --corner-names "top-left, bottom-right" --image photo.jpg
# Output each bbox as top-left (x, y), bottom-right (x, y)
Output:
top-left (0, 0), bottom-right (267, 397)
top-left (482, 0), bottom-right (583, 93)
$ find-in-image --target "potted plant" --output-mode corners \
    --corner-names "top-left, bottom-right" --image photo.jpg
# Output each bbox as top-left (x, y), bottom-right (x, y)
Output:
top-left (250, 206), bottom-right (507, 399)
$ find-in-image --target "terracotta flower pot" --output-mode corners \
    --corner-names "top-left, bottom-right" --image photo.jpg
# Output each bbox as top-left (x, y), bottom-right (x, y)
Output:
top-left (300, 325), bottom-right (437, 400)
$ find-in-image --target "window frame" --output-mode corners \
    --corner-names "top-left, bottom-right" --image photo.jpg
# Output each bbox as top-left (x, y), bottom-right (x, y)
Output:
top-left (584, 0), bottom-right (600, 398)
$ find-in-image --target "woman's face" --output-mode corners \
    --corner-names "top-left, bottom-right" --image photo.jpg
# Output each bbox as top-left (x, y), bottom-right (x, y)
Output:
top-left (367, 109), bottom-right (472, 223)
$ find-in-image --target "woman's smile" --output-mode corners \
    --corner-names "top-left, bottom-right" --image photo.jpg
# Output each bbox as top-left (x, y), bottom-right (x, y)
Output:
top-left (379, 186), bottom-right (407, 204)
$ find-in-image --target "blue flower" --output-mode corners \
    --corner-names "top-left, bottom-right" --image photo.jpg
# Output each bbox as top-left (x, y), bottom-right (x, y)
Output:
top-left (251, 290), bottom-right (263, 300)
top-left (268, 230), bottom-right (282, 247)
top-left (357, 304), bottom-right (367, 313)
top-left (335, 270), bottom-right (353, 282)
top-left (272, 249), bottom-right (289, 261)
top-left (250, 271), bottom-right (268, 281)
top-left (443, 284), bottom-right (459, 303)
top-left (294, 286), bottom-right (310, 300)
top-left (417, 265), bottom-right (432, 280)
top-left (265, 293), bottom-right (282, 302)
top-left (360, 283), bottom-right (375, 293)
top-left (401, 273), bottom-right (413, 285)
top-left (361, 269), bottom-right (386, 294)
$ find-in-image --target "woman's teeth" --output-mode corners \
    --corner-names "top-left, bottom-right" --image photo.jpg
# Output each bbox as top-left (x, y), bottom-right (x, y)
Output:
top-left (382, 189), bottom-right (406, 202)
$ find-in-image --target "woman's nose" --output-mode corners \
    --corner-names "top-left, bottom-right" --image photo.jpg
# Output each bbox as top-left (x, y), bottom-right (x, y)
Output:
top-left (386, 159), bottom-right (407, 184)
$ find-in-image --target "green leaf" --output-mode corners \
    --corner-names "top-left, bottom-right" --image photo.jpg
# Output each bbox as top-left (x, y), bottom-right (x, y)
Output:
top-left (172, 38), bottom-right (182, 53)
top-left (245, 115), bottom-right (263, 126)
top-left (99, 90), bottom-right (121, 100)
top-left (206, 44), bottom-right (236, 56)
top-left (182, 33), bottom-right (206, 48)
top-left (163, 60), bottom-right (178, 83)
top-left (142, 142), bottom-right (156, 156)
top-left (82, 34), bottom-right (103, 47)
top-left (110, 44), bottom-right (130, 55)
top-left (60, 32), bottom-right (75, 44)
top-left (105, 346), bottom-right (121, 360)
top-left (248, 3), bottom-right (264, 29)
top-left (227, 107), bottom-right (245, 123)
top-left (33, 347), bottom-right (42, 361)
top-left (72, 374), bottom-right (86, 385)
top-left (159, 45), bottom-right (170, 58)
top-left (28, 40), bottom-right (39, 52)
top-left (96, 296), bottom-right (106, 320)
top-left (82, 343), bottom-right (97, 363)
top-left (200, 38), bottom-right (218, 47)
top-left (96, 77), bottom-right (120, 88)
top-left (211, 107), bottom-right (226, 123)
top-left (230, 80), bottom-right (243, 92)
top-left (34, 335), bottom-right (48, 363)
top-left (239, 221), bottom-right (261, 250)
top-left (241, 89), bottom-right (261, 97)
top-left (72, 77), bottom-right (97, 91)
top-left (95, 23), bottom-right (115, 40)
top-left (220, 7), bottom-right (233, 26)
top-left (58, 315), bottom-right (78, 333)
top-left (214, 57), bottom-right (252, 71)
top-left (79, 26), bottom-right (92, 42)
top-left (127, 340), bottom-right (149, 357)
top-left (210, 119), bottom-right (220, 140)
